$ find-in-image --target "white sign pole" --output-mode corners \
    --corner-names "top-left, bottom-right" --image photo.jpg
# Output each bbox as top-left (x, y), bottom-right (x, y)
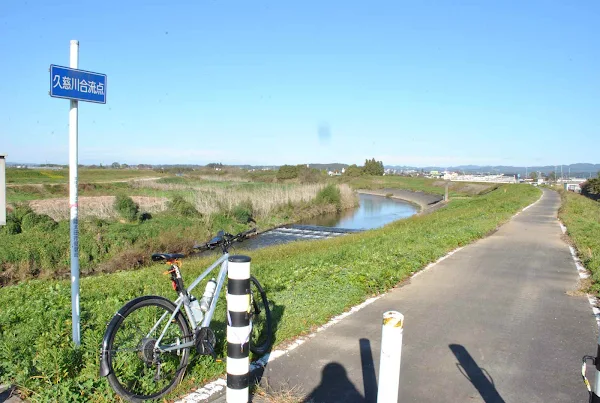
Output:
top-left (69, 40), bottom-right (81, 347)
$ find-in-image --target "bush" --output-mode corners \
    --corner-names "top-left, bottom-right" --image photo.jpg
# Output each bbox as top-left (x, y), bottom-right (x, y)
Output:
top-left (231, 200), bottom-right (254, 223)
top-left (21, 213), bottom-right (57, 231)
top-left (3, 215), bottom-right (21, 235)
top-left (167, 195), bottom-right (199, 217)
top-left (12, 204), bottom-right (34, 222)
top-left (276, 165), bottom-right (299, 180)
top-left (298, 167), bottom-right (322, 184)
top-left (315, 184), bottom-right (342, 210)
top-left (114, 194), bottom-right (139, 222)
top-left (581, 175), bottom-right (600, 200)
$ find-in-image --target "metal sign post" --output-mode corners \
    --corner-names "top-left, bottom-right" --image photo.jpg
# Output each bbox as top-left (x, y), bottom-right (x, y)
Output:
top-left (50, 40), bottom-right (107, 346)
top-left (68, 40), bottom-right (81, 346)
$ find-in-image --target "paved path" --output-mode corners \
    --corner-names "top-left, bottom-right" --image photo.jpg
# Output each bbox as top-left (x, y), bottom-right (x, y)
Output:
top-left (245, 189), bottom-right (596, 402)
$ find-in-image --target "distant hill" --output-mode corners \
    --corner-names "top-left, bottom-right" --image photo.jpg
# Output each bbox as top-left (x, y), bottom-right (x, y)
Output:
top-left (385, 163), bottom-right (600, 177)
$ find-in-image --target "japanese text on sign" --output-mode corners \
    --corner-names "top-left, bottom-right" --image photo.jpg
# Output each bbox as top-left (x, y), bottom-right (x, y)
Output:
top-left (49, 65), bottom-right (107, 104)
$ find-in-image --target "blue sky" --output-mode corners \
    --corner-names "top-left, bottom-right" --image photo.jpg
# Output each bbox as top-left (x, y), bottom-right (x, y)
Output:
top-left (0, 1), bottom-right (598, 167)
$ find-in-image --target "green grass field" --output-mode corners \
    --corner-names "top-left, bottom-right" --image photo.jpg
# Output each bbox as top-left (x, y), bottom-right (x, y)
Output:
top-left (6, 168), bottom-right (164, 184)
top-left (0, 184), bottom-right (540, 402)
top-left (559, 191), bottom-right (600, 294)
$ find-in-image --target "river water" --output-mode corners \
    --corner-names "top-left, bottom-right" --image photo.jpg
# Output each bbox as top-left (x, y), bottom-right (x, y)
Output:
top-left (299, 193), bottom-right (418, 230)
top-left (238, 194), bottom-right (418, 250)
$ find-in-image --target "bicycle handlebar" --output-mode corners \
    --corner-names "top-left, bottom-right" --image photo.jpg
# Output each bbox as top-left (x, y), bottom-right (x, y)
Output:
top-left (193, 228), bottom-right (257, 251)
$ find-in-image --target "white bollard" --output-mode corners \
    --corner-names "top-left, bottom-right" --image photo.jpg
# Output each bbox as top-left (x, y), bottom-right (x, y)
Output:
top-left (226, 255), bottom-right (251, 403)
top-left (377, 311), bottom-right (404, 403)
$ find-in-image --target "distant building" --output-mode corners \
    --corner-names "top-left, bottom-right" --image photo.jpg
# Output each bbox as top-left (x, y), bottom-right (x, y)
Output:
top-left (564, 182), bottom-right (583, 193)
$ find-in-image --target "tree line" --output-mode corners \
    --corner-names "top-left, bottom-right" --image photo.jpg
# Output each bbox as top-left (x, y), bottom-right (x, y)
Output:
top-left (276, 158), bottom-right (385, 180)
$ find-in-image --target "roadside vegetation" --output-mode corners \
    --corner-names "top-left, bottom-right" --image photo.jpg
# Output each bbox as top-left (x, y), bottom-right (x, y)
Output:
top-left (559, 190), bottom-right (600, 294)
top-left (0, 184), bottom-right (540, 401)
top-left (1, 179), bottom-right (356, 285)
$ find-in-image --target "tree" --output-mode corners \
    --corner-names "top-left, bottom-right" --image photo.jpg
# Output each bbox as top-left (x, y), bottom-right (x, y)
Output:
top-left (363, 158), bottom-right (384, 176)
top-left (276, 165), bottom-right (299, 180)
top-left (343, 164), bottom-right (363, 177)
top-left (529, 171), bottom-right (538, 181)
top-left (111, 162), bottom-right (121, 169)
top-left (547, 171), bottom-right (557, 182)
top-left (581, 175), bottom-right (600, 197)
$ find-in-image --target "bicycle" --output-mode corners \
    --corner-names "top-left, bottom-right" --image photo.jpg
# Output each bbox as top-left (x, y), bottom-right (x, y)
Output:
top-left (99, 228), bottom-right (272, 402)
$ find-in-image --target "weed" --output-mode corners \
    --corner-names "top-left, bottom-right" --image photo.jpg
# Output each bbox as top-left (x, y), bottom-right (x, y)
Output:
top-left (315, 184), bottom-right (341, 211)
top-left (113, 194), bottom-right (139, 222)
top-left (168, 195), bottom-right (199, 217)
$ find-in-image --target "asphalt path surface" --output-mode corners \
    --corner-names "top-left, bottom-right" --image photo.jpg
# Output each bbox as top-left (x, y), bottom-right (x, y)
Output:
top-left (251, 189), bottom-right (596, 403)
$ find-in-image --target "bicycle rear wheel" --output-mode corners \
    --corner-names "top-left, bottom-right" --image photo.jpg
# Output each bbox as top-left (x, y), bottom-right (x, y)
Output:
top-left (105, 296), bottom-right (191, 402)
top-left (249, 276), bottom-right (273, 355)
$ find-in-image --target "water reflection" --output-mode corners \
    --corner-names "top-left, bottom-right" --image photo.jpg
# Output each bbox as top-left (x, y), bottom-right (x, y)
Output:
top-left (301, 193), bottom-right (418, 230)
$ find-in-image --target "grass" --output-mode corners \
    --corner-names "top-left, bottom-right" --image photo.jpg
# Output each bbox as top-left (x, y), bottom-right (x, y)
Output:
top-left (337, 175), bottom-right (495, 197)
top-left (558, 191), bottom-right (600, 295)
top-left (6, 168), bottom-right (164, 184)
top-left (0, 184), bottom-right (540, 402)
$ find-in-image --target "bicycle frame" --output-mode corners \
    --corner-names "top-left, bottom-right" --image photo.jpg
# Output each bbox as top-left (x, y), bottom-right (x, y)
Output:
top-left (155, 253), bottom-right (230, 353)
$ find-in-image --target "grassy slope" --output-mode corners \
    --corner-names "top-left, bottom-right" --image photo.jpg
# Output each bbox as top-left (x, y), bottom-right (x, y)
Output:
top-left (0, 184), bottom-right (540, 402)
top-left (559, 191), bottom-right (600, 294)
top-left (338, 175), bottom-right (494, 197)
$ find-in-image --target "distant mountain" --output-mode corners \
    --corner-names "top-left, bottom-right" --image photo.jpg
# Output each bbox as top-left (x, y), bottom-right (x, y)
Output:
top-left (385, 163), bottom-right (600, 177)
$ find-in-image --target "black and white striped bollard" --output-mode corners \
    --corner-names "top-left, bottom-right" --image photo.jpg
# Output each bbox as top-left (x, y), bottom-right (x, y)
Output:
top-left (226, 255), bottom-right (251, 402)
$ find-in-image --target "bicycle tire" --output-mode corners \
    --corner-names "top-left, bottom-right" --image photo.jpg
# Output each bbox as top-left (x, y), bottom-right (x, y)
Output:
top-left (249, 276), bottom-right (273, 355)
top-left (105, 296), bottom-right (192, 402)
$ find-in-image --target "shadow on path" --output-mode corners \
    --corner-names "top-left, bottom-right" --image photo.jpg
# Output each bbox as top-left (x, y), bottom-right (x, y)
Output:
top-left (303, 363), bottom-right (364, 403)
top-left (359, 338), bottom-right (377, 402)
top-left (302, 338), bottom-right (379, 402)
top-left (449, 344), bottom-right (505, 403)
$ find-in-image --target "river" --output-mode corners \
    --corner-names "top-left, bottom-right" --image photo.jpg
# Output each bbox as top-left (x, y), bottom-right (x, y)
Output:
top-left (239, 193), bottom-right (418, 250)
top-left (299, 193), bottom-right (418, 230)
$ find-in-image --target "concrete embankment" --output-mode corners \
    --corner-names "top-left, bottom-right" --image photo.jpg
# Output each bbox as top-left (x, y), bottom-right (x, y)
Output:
top-left (356, 188), bottom-right (444, 214)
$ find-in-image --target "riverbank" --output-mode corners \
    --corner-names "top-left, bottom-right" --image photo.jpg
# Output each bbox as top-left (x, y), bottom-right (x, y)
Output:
top-left (356, 188), bottom-right (444, 214)
top-left (0, 183), bottom-right (356, 286)
top-left (0, 185), bottom-right (541, 402)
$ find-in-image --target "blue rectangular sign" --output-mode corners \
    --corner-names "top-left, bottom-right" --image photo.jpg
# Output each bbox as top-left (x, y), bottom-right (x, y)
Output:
top-left (50, 65), bottom-right (106, 104)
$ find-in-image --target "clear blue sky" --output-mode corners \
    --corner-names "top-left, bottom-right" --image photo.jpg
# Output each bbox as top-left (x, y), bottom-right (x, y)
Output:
top-left (1, 1), bottom-right (598, 167)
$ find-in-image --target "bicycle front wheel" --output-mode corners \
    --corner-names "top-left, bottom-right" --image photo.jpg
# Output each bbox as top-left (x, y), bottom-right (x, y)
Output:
top-left (105, 296), bottom-right (192, 402)
top-left (249, 276), bottom-right (273, 355)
